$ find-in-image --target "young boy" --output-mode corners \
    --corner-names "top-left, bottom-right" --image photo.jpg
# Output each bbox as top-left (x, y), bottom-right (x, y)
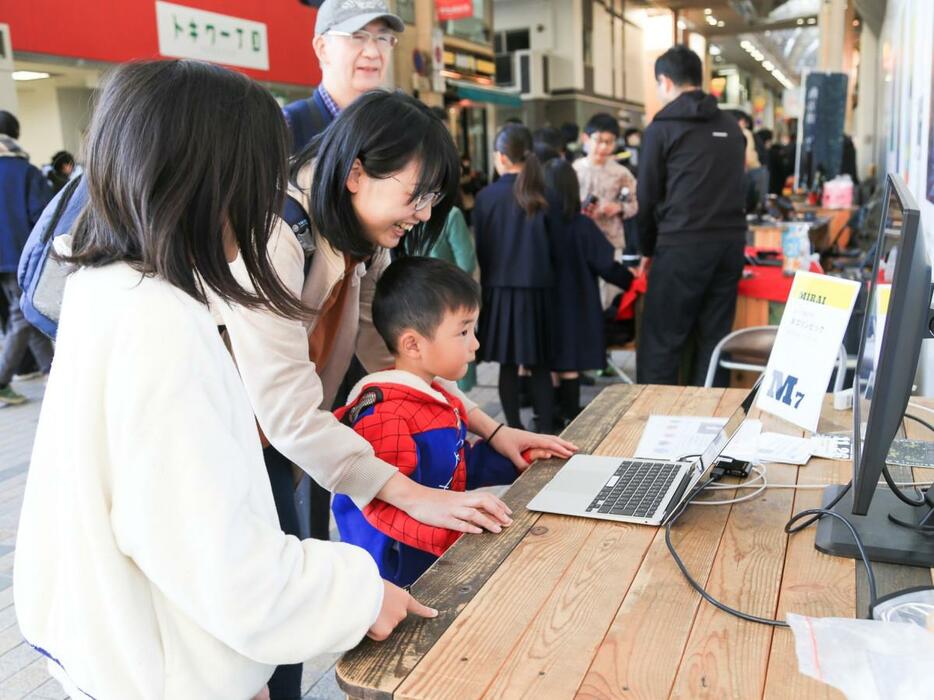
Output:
top-left (574, 113), bottom-right (639, 307)
top-left (332, 257), bottom-right (547, 587)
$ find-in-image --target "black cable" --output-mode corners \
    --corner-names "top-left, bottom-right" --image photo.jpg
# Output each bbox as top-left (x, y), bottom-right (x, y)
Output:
top-left (880, 463), bottom-right (927, 506)
top-left (876, 413), bottom-right (931, 507)
top-left (904, 413), bottom-right (934, 434)
top-left (665, 477), bottom-right (880, 626)
top-left (785, 509), bottom-right (878, 611)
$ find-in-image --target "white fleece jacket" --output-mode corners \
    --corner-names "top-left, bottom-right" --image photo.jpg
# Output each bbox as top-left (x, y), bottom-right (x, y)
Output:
top-left (14, 263), bottom-right (383, 699)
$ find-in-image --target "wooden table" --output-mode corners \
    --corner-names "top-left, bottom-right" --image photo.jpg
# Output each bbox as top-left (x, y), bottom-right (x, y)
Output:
top-left (337, 385), bottom-right (933, 699)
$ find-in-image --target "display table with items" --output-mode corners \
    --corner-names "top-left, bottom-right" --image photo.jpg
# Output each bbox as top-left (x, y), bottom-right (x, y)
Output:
top-left (336, 384), bottom-right (934, 700)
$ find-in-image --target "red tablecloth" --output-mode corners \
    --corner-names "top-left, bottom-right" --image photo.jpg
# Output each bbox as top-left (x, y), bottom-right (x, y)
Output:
top-left (737, 259), bottom-right (823, 302)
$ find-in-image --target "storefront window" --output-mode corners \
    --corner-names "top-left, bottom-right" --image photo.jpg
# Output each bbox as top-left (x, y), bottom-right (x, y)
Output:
top-left (444, 0), bottom-right (492, 45)
top-left (394, 0), bottom-right (415, 26)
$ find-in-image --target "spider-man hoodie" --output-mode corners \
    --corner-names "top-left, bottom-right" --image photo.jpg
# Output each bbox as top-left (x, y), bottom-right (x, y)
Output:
top-left (332, 370), bottom-right (518, 587)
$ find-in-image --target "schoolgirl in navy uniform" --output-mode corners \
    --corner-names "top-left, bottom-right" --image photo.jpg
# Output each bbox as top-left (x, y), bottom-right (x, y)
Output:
top-left (474, 124), bottom-right (555, 433)
top-left (544, 158), bottom-right (633, 422)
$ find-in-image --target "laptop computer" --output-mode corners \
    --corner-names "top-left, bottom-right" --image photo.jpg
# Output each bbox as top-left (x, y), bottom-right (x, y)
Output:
top-left (527, 379), bottom-right (761, 526)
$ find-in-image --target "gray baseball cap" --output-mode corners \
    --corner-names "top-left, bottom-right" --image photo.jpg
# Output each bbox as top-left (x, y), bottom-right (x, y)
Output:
top-left (314, 0), bottom-right (405, 36)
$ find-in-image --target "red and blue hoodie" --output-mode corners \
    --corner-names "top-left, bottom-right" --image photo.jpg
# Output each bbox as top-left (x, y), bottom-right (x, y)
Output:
top-left (332, 370), bottom-right (518, 587)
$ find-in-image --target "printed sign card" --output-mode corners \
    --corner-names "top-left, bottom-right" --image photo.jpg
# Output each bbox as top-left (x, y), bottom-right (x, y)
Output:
top-left (757, 271), bottom-right (861, 432)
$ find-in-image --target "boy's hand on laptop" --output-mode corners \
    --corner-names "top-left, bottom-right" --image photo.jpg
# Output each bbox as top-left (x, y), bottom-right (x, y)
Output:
top-left (367, 580), bottom-right (438, 641)
top-left (492, 426), bottom-right (578, 470)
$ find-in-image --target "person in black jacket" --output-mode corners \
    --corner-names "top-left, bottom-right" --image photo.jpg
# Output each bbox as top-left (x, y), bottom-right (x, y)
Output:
top-left (635, 45), bottom-right (746, 386)
top-left (544, 159), bottom-right (632, 422)
top-left (474, 124), bottom-right (555, 433)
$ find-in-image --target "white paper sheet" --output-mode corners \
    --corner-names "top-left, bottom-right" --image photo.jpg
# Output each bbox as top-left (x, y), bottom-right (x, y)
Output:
top-left (634, 416), bottom-right (761, 463)
top-left (756, 432), bottom-right (813, 465)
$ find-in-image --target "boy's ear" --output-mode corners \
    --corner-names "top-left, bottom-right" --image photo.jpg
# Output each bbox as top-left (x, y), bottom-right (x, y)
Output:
top-left (396, 329), bottom-right (422, 359)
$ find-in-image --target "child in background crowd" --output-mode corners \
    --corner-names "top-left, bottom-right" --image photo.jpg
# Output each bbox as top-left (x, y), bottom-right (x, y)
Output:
top-left (545, 159), bottom-right (634, 422)
top-left (474, 124), bottom-right (556, 433)
top-left (574, 113), bottom-right (638, 307)
top-left (332, 257), bottom-right (551, 587)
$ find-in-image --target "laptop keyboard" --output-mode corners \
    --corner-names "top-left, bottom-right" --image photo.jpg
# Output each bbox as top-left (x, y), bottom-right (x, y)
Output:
top-left (585, 460), bottom-right (682, 518)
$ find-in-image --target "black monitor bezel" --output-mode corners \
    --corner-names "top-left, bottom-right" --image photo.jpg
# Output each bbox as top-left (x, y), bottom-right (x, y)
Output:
top-left (851, 173), bottom-right (929, 514)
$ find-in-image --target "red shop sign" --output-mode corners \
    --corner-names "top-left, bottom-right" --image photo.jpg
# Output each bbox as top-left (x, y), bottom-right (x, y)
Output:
top-left (436, 0), bottom-right (474, 21)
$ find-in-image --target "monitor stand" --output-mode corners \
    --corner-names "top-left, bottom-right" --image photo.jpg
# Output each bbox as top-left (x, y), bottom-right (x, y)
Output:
top-left (814, 484), bottom-right (934, 568)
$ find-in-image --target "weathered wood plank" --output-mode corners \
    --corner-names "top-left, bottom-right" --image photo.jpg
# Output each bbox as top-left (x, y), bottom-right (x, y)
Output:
top-left (763, 401), bottom-right (854, 700)
top-left (394, 386), bottom-right (690, 699)
top-left (470, 388), bottom-right (714, 699)
top-left (573, 387), bottom-right (744, 700)
top-left (336, 384), bottom-right (643, 700)
top-left (669, 405), bottom-right (801, 699)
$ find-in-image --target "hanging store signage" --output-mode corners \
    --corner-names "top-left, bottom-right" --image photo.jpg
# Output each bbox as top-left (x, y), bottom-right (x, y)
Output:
top-left (436, 0), bottom-right (474, 22)
top-left (155, 1), bottom-right (269, 71)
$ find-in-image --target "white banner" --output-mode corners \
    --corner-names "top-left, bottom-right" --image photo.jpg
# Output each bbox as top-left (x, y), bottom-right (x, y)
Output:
top-left (756, 271), bottom-right (861, 432)
top-left (155, 1), bottom-right (269, 71)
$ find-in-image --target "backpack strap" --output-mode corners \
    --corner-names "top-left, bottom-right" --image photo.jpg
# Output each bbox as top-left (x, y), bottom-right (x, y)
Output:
top-left (340, 387), bottom-right (384, 427)
top-left (41, 175), bottom-right (83, 244)
top-left (286, 92), bottom-right (330, 155)
top-left (281, 194), bottom-right (315, 278)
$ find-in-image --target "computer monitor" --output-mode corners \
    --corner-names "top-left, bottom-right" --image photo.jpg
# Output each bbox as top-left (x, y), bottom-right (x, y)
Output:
top-left (815, 173), bottom-right (934, 567)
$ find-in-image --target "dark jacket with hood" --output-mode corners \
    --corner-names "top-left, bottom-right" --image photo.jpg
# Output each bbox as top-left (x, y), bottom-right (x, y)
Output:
top-left (0, 136), bottom-right (51, 274)
top-left (636, 90), bottom-right (746, 256)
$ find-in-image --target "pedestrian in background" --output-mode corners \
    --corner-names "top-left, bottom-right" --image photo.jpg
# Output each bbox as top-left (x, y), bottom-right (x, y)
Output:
top-left (0, 110), bottom-right (52, 406)
top-left (636, 45), bottom-right (746, 386)
top-left (474, 124), bottom-right (556, 433)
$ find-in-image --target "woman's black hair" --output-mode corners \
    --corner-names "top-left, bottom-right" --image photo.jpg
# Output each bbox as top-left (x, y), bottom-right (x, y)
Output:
top-left (494, 124), bottom-right (547, 216)
top-left (545, 158), bottom-right (581, 223)
top-left (291, 90), bottom-right (459, 259)
top-left (61, 59), bottom-right (306, 320)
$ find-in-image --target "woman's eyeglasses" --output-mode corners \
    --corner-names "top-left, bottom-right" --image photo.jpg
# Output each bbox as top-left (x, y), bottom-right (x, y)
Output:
top-left (389, 175), bottom-right (444, 212)
top-left (327, 30), bottom-right (398, 51)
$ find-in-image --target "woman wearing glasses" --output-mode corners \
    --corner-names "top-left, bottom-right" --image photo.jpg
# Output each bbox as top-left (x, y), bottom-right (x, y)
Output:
top-left (224, 90), bottom-right (576, 698)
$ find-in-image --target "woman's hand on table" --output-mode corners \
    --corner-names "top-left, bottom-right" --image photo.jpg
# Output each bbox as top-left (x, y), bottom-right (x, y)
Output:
top-left (250, 686), bottom-right (269, 700)
top-left (368, 581), bottom-right (438, 641)
top-left (381, 474), bottom-right (513, 534)
top-left (491, 426), bottom-right (578, 470)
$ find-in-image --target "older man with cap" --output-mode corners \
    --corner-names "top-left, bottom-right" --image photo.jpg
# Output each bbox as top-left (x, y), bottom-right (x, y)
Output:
top-left (284, 0), bottom-right (403, 155)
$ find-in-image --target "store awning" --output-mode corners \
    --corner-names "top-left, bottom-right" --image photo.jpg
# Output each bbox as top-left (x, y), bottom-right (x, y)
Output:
top-left (449, 80), bottom-right (523, 107)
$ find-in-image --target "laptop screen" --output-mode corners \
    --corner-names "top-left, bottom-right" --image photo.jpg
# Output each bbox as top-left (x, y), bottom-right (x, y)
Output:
top-left (691, 378), bottom-right (762, 483)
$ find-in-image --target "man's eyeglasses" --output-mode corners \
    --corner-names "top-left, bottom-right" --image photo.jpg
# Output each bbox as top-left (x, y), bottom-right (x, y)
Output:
top-left (327, 29), bottom-right (398, 51)
top-left (389, 175), bottom-right (444, 212)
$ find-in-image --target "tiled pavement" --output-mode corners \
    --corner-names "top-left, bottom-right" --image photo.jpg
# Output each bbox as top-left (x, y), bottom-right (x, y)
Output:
top-left (0, 355), bottom-right (634, 698)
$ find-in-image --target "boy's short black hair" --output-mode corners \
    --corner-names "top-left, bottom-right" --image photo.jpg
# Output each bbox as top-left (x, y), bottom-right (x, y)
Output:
top-left (373, 256), bottom-right (481, 354)
top-left (583, 113), bottom-right (620, 138)
top-left (654, 45), bottom-right (703, 87)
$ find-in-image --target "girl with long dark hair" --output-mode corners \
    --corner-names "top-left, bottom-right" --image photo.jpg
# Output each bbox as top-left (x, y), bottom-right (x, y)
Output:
top-left (474, 124), bottom-right (556, 432)
top-left (15, 60), bottom-right (438, 700)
